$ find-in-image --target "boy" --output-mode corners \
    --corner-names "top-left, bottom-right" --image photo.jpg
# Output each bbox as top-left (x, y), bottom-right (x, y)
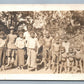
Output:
top-left (52, 38), bottom-right (61, 73)
top-left (67, 47), bottom-right (75, 73)
top-left (75, 46), bottom-right (82, 73)
top-left (26, 31), bottom-right (39, 71)
top-left (43, 31), bottom-right (52, 70)
top-left (60, 47), bottom-right (67, 73)
top-left (15, 31), bottom-right (26, 69)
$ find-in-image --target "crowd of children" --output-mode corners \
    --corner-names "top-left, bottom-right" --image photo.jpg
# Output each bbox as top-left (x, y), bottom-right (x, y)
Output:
top-left (0, 24), bottom-right (84, 74)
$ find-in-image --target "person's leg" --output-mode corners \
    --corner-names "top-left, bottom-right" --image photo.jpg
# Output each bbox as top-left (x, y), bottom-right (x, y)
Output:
top-left (75, 58), bottom-right (78, 72)
top-left (43, 48), bottom-right (47, 70)
top-left (26, 48), bottom-right (31, 68)
top-left (82, 59), bottom-right (84, 73)
top-left (48, 50), bottom-right (51, 69)
top-left (71, 61), bottom-right (74, 73)
top-left (52, 54), bottom-right (56, 73)
top-left (11, 49), bottom-right (15, 64)
top-left (7, 49), bottom-right (11, 66)
top-left (56, 56), bottom-right (59, 73)
top-left (34, 50), bottom-right (37, 70)
top-left (14, 50), bottom-right (18, 67)
top-left (64, 59), bottom-right (67, 73)
top-left (61, 61), bottom-right (63, 73)
top-left (0, 48), bottom-right (3, 67)
top-left (1, 47), bottom-right (6, 70)
top-left (79, 59), bottom-right (82, 73)
top-left (67, 58), bottom-right (70, 73)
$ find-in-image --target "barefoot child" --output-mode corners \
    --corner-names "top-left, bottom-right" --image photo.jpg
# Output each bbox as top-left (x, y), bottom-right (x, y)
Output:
top-left (15, 31), bottom-right (26, 69)
top-left (26, 31), bottom-right (39, 71)
top-left (60, 47), bottom-right (67, 73)
top-left (52, 38), bottom-right (61, 73)
top-left (75, 46), bottom-right (82, 73)
top-left (67, 47), bottom-right (75, 73)
top-left (43, 31), bottom-right (52, 70)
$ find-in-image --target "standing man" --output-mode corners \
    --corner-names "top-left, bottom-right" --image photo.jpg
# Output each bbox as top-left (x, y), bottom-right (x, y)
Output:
top-left (26, 31), bottom-right (39, 71)
top-left (23, 25), bottom-right (30, 63)
top-left (6, 26), bottom-right (17, 67)
top-left (23, 25), bottom-right (30, 43)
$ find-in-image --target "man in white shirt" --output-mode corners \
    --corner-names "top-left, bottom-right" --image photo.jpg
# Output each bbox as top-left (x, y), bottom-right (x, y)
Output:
top-left (26, 31), bottom-right (39, 71)
top-left (23, 25), bottom-right (30, 43)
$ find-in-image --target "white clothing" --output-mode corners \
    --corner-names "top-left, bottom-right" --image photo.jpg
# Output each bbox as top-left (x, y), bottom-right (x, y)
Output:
top-left (27, 37), bottom-right (39, 49)
top-left (62, 42), bottom-right (70, 53)
top-left (23, 31), bottom-right (30, 41)
top-left (15, 37), bottom-right (26, 49)
top-left (0, 39), bottom-right (5, 47)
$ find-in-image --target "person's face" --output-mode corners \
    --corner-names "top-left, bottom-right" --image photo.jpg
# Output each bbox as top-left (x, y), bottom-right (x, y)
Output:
top-left (31, 33), bottom-right (35, 38)
top-left (76, 47), bottom-right (80, 52)
top-left (56, 40), bottom-right (59, 44)
top-left (10, 30), bottom-right (14, 34)
top-left (64, 39), bottom-right (68, 43)
top-left (0, 34), bottom-right (3, 38)
top-left (61, 49), bottom-right (65, 54)
top-left (46, 32), bottom-right (50, 38)
top-left (69, 48), bottom-right (73, 53)
top-left (19, 33), bottom-right (23, 38)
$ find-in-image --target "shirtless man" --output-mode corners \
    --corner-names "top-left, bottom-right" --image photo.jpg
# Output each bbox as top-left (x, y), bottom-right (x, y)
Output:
top-left (52, 38), bottom-right (61, 73)
top-left (43, 31), bottom-right (52, 70)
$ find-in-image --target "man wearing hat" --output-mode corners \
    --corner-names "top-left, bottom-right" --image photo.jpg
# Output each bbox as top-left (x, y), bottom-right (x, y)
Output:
top-left (6, 26), bottom-right (17, 67)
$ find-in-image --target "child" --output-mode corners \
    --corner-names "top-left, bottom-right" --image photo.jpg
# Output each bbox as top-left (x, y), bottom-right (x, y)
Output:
top-left (62, 36), bottom-right (70, 54)
top-left (15, 31), bottom-right (26, 69)
top-left (67, 47), bottom-right (75, 73)
top-left (26, 31), bottom-right (39, 71)
top-left (0, 31), bottom-right (6, 70)
top-left (52, 38), bottom-right (61, 73)
top-left (6, 26), bottom-right (17, 67)
top-left (43, 31), bottom-right (52, 70)
top-left (60, 47), bottom-right (67, 73)
top-left (75, 46), bottom-right (82, 73)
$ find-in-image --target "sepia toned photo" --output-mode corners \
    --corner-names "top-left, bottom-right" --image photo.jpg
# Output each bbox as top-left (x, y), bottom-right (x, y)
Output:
top-left (0, 4), bottom-right (84, 80)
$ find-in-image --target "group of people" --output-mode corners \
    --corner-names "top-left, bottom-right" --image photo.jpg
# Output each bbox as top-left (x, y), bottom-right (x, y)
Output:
top-left (0, 24), bottom-right (84, 74)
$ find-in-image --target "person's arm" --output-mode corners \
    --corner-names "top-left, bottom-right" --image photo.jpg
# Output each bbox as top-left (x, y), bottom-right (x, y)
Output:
top-left (5, 35), bottom-right (9, 48)
top-left (15, 38), bottom-right (18, 48)
top-left (0, 40), bottom-right (5, 48)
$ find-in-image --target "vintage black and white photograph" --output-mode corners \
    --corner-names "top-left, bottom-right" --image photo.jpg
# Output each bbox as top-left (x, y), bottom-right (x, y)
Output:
top-left (0, 4), bottom-right (84, 80)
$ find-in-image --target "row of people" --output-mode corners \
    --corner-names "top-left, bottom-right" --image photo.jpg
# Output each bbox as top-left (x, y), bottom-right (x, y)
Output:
top-left (0, 26), bottom-right (84, 74)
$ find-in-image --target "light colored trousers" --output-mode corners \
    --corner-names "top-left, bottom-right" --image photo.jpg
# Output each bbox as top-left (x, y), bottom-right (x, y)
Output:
top-left (27, 48), bottom-right (37, 68)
